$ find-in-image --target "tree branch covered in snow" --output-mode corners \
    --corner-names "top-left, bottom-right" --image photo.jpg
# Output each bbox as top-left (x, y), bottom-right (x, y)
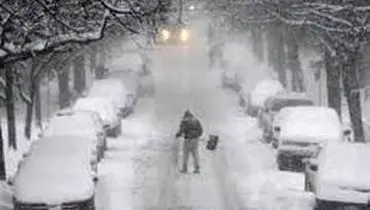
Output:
top-left (0, 0), bottom-right (169, 64)
top-left (207, 0), bottom-right (370, 57)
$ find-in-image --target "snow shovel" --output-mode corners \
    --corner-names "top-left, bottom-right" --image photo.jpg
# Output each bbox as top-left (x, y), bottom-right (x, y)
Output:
top-left (206, 135), bottom-right (219, 151)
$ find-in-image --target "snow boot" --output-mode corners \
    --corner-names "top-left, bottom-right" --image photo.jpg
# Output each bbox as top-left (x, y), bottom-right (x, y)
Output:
top-left (193, 169), bottom-right (200, 174)
top-left (180, 165), bottom-right (187, 173)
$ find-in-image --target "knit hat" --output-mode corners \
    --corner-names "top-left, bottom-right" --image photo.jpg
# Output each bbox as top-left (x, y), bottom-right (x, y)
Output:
top-left (184, 110), bottom-right (193, 118)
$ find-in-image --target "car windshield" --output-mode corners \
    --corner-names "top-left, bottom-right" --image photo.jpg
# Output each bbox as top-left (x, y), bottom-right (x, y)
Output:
top-left (270, 98), bottom-right (313, 112)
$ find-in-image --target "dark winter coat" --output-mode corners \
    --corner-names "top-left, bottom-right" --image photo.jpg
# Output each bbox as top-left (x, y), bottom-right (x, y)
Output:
top-left (176, 117), bottom-right (203, 139)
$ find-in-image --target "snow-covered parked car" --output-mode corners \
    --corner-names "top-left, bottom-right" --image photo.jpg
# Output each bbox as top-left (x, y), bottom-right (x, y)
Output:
top-left (245, 79), bottom-right (285, 117)
top-left (13, 136), bottom-right (96, 210)
top-left (276, 106), bottom-right (346, 172)
top-left (74, 97), bottom-right (122, 137)
top-left (258, 92), bottom-right (314, 143)
top-left (43, 109), bottom-right (107, 160)
top-left (106, 71), bottom-right (141, 109)
top-left (88, 78), bottom-right (134, 118)
top-left (304, 142), bottom-right (370, 210)
top-left (221, 70), bottom-right (241, 91)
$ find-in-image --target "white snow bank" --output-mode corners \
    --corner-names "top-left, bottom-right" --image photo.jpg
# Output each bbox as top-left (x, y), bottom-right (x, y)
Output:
top-left (1, 120), bottom-right (43, 181)
top-left (319, 142), bottom-right (370, 190)
top-left (250, 79), bottom-right (285, 107)
top-left (279, 106), bottom-right (342, 143)
top-left (74, 97), bottom-right (118, 126)
top-left (0, 182), bottom-right (13, 210)
top-left (14, 136), bottom-right (94, 204)
top-left (239, 170), bottom-right (314, 210)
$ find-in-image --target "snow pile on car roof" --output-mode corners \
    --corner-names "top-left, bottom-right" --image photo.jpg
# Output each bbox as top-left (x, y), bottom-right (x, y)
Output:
top-left (74, 97), bottom-right (117, 125)
top-left (250, 79), bottom-right (285, 107)
top-left (90, 79), bottom-right (128, 96)
top-left (13, 137), bottom-right (94, 204)
top-left (318, 142), bottom-right (370, 190)
top-left (279, 106), bottom-right (342, 143)
top-left (109, 52), bottom-right (143, 72)
top-left (89, 79), bottom-right (129, 107)
top-left (44, 112), bottom-right (101, 137)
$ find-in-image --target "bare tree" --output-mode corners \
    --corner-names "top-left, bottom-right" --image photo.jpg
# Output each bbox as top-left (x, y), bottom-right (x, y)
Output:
top-left (5, 64), bottom-right (16, 149)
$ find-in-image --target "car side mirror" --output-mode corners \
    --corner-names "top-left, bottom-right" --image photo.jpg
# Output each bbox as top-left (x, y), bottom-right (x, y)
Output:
top-left (310, 164), bottom-right (318, 171)
top-left (103, 124), bottom-right (110, 130)
top-left (343, 129), bottom-right (351, 136)
top-left (306, 158), bottom-right (319, 171)
top-left (97, 131), bottom-right (105, 137)
top-left (274, 126), bottom-right (281, 132)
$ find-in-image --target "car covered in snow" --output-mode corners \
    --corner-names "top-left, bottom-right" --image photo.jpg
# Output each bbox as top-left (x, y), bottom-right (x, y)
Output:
top-left (221, 70), bottom-right (242, 91)
top-left (245, 79), bottom-right (285, 117)
top-left (109, 51), bottom-right (152, 77)
top-left (88, 78), bottom-right (135, 118)
top-left (74, 97), bottom-right (122, 137)
top-left (304, 142), bottom-right (370, 210)
top-left (275, 106), bottom-right (345, 171)
top-left (13, 136), bottom-right (96, 210)
top-left (258, 93), bottom-right (314, 143)
top-left (43, 109), bottom-right (107, 160)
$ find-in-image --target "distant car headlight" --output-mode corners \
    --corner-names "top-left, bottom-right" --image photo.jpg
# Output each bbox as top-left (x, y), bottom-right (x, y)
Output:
top-left (161, 29), bottom-right (170, 40)
top-left (180, 29), bottom-right (189, 42)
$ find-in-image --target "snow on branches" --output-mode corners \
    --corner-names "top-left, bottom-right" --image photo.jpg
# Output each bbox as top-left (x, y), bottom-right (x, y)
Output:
top-left (0, 0), bottom-right (166, 64)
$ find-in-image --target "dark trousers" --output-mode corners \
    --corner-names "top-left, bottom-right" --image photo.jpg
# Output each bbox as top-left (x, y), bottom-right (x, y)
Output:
top-left (182, 138), bottom-right (200, 171)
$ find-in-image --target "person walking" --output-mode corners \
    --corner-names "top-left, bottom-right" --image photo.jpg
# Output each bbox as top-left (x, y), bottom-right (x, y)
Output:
top-left (175, 110), bottom-right (203, 173)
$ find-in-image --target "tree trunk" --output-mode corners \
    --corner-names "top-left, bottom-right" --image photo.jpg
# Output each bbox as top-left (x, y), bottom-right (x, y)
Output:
top-left (24, 89), bottom-right (34, 139)
top-left (34, 83), bottom-right (42, 129)
top-left (58, 64), bottom-right (70, 109)
top-left (325, 52), bottom-right (342, 118)
top-left (99, 44), bottom-right (106, 67)
top-left (0, 117), bottom-right (6, 180)
top-left (342, 52), bottom-right (364, 142)
top-left (73, 54), bottom-right (86, 94)
top-left (90, 45), bottom-right (97, 72)
top-left (267, 23), bottom-right (286, 87)
top-left (24, 63), bottom-right (38, 140)
top-left (5, 64), bottom-right (16, 149)
top-left (286, 29), bottom-right (305, 92)
top-left (250, 26), bottom-right (264, 61)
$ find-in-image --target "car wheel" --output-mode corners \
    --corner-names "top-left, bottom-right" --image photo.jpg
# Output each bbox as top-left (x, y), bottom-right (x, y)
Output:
top-left (262, 129), bottom-right (268, 143)
top-left (315, 199), bottom-right (336, 210)
top-left (272, 139), bottom-right (278, 149)
top-left (304, 173), bottom-right (311, 192)
top-left (115, 121), bottom-right (122, 136)
top-left (277, 155), bottom-right (286, 171)
top-left (239, 97), bottom-right (246, 107)
top-left (265, 135), bottom-right (273, 144)
top-left (97, 148), bottom-right (103, 161)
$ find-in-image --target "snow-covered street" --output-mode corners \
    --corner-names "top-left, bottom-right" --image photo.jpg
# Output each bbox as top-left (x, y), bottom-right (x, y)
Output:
top-left (4, 2), bottom-right (370, 210)
top-left (94, 21), bottom-right (314, 210)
